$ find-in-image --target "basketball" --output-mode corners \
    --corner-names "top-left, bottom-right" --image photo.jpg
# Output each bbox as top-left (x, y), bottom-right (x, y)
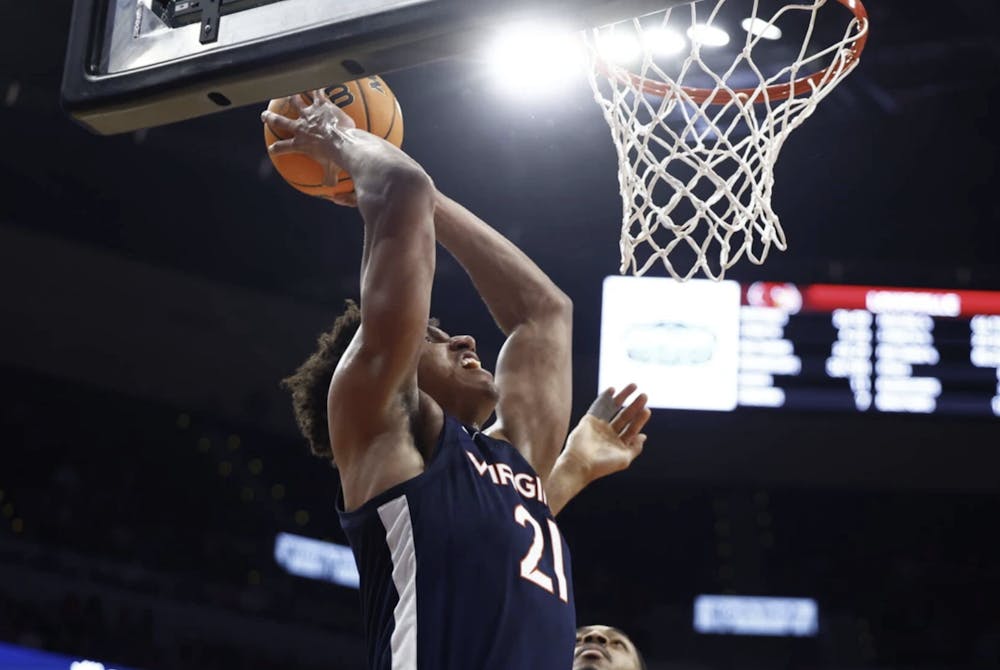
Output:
top-left (263, 75), bottom-right (404, 198)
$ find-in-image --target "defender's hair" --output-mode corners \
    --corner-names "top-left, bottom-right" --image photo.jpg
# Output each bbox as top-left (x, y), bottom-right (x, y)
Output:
top-left (281, 300), bottom-right (362, 461)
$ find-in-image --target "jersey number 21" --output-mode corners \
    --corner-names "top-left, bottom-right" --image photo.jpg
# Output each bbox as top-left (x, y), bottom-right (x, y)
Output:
top-left (514, 504), bottom-right (568, 602)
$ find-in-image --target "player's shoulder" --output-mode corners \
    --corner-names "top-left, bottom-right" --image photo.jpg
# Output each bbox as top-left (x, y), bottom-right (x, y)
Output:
top-left (333, 390), bottom-right (444, 510)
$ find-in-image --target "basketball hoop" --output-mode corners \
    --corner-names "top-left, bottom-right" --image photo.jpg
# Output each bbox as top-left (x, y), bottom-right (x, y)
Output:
top-left (584, 0), bottom-right (869, 280)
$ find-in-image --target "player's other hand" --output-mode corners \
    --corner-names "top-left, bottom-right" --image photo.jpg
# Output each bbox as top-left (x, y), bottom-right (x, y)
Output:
top-left (261, 89), bottom-right (357, 180)
top-left (564, 384), bottom-right (651, 483)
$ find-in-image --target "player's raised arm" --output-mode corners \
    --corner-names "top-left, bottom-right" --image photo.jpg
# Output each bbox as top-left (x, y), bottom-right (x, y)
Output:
top-left (265, 91), bottom-right (435, 507)
top-left (432, 193), bottom-right (573, 481)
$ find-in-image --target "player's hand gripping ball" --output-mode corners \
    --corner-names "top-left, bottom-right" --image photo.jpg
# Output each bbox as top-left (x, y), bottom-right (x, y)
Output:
top-left (263, 75), bottom-right (404, 197)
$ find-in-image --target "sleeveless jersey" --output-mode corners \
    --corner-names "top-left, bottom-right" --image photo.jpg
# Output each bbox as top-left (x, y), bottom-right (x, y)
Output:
top-left (338, 415), bottom-right (575, 670)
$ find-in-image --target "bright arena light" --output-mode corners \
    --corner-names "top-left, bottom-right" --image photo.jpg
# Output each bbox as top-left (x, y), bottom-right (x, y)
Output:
top-left (595, 30), bottom-right (642, 64)
top-left (741, 17), bottom-right (782, 41)
top-left (687, 23), bottom-right (731, 47)
top-left (485, 23), bottom-right (586, 94)
top-left (641, 27), bottom-right (686, 57)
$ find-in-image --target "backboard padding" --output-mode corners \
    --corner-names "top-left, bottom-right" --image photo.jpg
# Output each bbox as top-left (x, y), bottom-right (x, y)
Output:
top-left (62, 0), bottom-right (693, 134)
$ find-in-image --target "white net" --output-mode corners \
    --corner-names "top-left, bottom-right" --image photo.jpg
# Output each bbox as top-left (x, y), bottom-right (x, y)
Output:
top-left (584, 0), bottom-right (869, 280)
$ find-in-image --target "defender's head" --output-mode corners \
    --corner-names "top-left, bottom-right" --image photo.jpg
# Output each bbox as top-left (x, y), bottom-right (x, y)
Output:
top-left (283, 301), bottom-right (498, 460)
top-left (574, 625), bottom-right (647, 670)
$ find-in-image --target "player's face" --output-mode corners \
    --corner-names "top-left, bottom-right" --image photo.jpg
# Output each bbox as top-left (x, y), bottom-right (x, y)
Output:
top-left (574, 626), bottom-right (643, 670)
top-left (417, 324), bottom-right (498, 425)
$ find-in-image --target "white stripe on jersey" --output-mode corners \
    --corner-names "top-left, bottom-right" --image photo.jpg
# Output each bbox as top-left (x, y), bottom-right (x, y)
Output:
top-left (378, 496), bottom-right (418, 670)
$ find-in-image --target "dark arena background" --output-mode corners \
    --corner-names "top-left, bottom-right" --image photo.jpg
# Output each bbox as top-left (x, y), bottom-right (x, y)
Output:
top-left (2, 1), bottom-right (1000, 668)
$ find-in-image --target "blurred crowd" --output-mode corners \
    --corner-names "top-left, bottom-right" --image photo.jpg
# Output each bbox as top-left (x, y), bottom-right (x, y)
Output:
top-left (2, 367), bottom-right (999, 669)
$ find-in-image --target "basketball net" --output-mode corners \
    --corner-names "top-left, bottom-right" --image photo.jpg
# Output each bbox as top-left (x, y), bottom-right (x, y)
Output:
top-left (584, 0), bottom-right (869, 280)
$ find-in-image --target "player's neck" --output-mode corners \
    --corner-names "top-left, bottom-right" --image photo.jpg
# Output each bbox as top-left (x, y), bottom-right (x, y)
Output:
top-left (447, 405), bottom-right (491, 431)
top-left (422, 388), bottom-right (494, 432)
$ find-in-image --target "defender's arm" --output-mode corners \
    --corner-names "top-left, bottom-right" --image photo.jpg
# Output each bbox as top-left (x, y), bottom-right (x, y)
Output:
top-left (545, 386), bottom-right (650, 516)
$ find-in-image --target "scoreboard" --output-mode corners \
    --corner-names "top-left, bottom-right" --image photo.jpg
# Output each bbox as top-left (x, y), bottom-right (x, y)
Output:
top-left (599, 277), bottom-right (1000, 418)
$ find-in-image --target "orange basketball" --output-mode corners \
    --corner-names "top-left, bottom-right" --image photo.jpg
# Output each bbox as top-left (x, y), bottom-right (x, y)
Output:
top-left (263, 75), bottom-right (404, 197)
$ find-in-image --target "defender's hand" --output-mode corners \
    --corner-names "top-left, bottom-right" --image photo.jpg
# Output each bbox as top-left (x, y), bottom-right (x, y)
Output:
top-left (564, 384), bottom-right (651, 482)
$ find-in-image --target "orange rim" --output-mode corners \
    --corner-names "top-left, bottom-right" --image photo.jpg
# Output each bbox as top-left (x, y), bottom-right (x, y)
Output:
top-left (602, 0), bottom-right (869, 104)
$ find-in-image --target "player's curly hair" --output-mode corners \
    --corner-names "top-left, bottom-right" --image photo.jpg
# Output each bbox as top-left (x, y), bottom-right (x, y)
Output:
top-left (281, 300), bottom-right (362, 461)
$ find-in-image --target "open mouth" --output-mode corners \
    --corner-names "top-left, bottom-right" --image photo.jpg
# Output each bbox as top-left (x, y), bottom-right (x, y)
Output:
top-left (575, 645), bottom-right (610, 662)
top-left (460, 354), bottom-right (481, 370)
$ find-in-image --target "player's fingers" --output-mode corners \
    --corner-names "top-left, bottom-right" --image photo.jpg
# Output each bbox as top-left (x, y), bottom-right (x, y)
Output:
top-left (620, 407), bottom-right (652, 441)
top-left (637, 406), bottom-right (652, 431)
top-left (587, 388), bottom-right (620, 423)
top-left (627, 433), bottom-right (647, 457)
top-left (612, 383), bottom-right (638, 407)
top-left (297, 90), bottom-right (321, 111)
top-left (327, 170), bottom-right (350, 196)
top-left (261, 110), bottom-right (298, 134)
top-left (316, 93), bottom-right (357, 129)
top-left (612, 393), bottom-right (648, 433)
top-left (331, 192), bottom-right (358, 207)
top-left (266, 138), bottom-right (302, 156)
top-left (616, 405), bottom-right (650, 441)
top-left (311, 87), bottom-right (332, 106)
top-left (285, 93), bottom-right (302, 116)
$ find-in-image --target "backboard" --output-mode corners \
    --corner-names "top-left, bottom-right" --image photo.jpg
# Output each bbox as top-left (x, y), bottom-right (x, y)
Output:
top-left (62, 0), bottom-right (691, 135)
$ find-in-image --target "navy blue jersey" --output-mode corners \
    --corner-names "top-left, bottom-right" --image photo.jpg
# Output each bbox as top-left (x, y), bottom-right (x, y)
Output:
top-left (338, 414), bottom-right (575, 670)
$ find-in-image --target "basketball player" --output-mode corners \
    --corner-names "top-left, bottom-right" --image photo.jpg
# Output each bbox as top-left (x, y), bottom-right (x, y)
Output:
top-left (551, 393), bottom-right (650, 670)
top-left (271, 90), bottom-right (649, 669)
top-left (556, 395), bottom-right (650, 670)
top-left (575, 625), bottom-right (648, 670)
